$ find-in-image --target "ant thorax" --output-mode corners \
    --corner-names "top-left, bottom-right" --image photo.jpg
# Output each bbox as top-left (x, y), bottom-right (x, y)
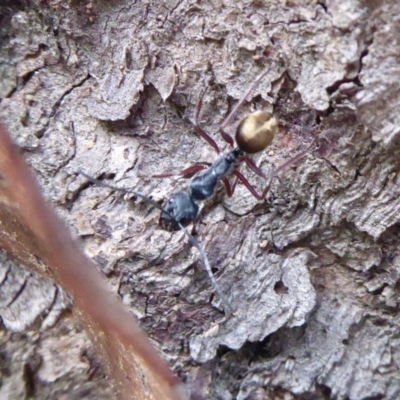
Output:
top-left (190, 149), bottom-right (243, 202)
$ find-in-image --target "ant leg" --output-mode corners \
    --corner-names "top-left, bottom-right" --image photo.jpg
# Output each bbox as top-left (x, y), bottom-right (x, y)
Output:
top-left (153, 164), bottom-right (207, 179)
top-left (222, 177), bottom-right (235, 197)
top-left (266, 138), bottom-right (317, 181)
top-left (230, 174), bottom-right (240, 195)
top-left (194, 89), bottom-right (221, 154)
top-left (240, 156), bottom-right (267, 179)
top-left (218, 127), bottom-right (235, 148)
top-left (219, 69), bottom-right (271, 147)
top-left (260, 178), bottom-right (274, 199)
top-left (233, 170), bottom-right (263, 200)
top-left (230, 138), bottom-right (318, 200)
top-left (259, 138), bottom-right (318, 198)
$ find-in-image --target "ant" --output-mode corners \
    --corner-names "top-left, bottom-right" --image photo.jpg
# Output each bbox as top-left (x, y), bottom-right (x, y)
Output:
top-left (156, 70), bottom-right (315, 231)
top-left (80, 69), bottom-right (316, 315)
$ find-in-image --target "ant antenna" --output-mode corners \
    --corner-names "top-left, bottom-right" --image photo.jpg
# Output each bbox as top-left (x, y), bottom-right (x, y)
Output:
top-left (77, 170), bottom-right (235, 314)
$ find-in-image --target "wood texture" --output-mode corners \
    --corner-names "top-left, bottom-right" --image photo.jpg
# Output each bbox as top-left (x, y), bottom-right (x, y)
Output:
top-left (1, 0), bottom-right (400, 399)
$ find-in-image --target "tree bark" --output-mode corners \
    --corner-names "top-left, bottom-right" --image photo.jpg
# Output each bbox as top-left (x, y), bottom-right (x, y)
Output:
top-left (1, 0), bottom-right (400, 399)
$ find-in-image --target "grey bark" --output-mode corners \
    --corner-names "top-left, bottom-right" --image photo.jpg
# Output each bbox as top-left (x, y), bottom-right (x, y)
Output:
top-left (1, 0), bottom-right (400, 399)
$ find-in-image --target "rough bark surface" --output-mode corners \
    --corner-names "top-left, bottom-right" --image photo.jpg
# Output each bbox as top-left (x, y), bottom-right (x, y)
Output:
top-left (1, 0), bottom-right (400, 399)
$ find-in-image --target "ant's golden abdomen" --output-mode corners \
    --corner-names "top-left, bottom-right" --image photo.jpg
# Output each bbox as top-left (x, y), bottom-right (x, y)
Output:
top-left (235, 111), bottom-right (277, 154)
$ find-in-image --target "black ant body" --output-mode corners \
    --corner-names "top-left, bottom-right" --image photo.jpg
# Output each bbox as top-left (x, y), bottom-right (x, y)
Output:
top-left (158, 110), bottom-right (277, 231)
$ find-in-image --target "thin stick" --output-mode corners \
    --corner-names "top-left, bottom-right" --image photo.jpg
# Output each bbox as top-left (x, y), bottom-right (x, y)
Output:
top-left (78, 170), bottom-right (235, 314)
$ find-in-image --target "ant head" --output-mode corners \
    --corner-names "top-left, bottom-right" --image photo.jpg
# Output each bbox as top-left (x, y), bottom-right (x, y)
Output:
top-left (235, 111), bottom-right (277, 154)
top-left (159, 191), bottom-right (199, 231)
